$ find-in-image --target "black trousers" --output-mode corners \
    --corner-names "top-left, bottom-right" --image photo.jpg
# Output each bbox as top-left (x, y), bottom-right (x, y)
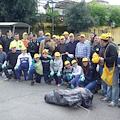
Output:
top-left (77, 58), bottom-right (83, 66)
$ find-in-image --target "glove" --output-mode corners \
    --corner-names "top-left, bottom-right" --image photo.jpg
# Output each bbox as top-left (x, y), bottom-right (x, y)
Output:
top-left (28, 53), bottom-right (31, 56)
top-left (28, 70), bottom-right (30, 74)
top-left (14, 66), bottom-right (18, 70)
top-left (50, 60), bottom-right (54, 65)
top-left (66, 74), bottom-right (70, 77)
top-left (32, 59), bottom-right (34, 64)
top-left (80, 75), bottom-right (85, 82)
top-left (2, 63), bottom-right (6, 69)
top-left (57, 72), bottom-right (61, 77)
top-left (70, 74), bottom-right (73, 79)
top-left (71, 84), bottom-right (75, 89)
top-left (50, 71), bottom-right (54, 76)
top-left (96, 64), bottom-right (99, 72)
top-left (68, 54), bottom-right (74, 58)
top-left (48, 55), bottom-right (52, 59)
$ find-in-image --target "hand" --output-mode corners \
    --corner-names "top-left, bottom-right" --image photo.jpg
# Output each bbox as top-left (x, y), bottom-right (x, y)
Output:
top-left (66, 52), bottom-right (69, 56)
top-left (80, 75), bottom-right (85, 82)
top-left (50, 71), bottom-right (54, 76)
top-left (96, 64), bottom-right (99, 72)
top-left (28, 53), bottom-right (31, 56)
top-left (27, 70), bottom-right (30, 74)
top-left (32, 59), bottom-right (34, 64)
top-left (2, 63), bottom-right (6, 69)
top-left (66, 74), bottom-right (70, 77)
top-left (50, 60), bottom-right (54, 65)
top-left (48, 55), bottom-right (52, 59)
top-left (70, 74), bottom-right (73, 79)
top-left (14, 66), bottom-right (18, 70)
top-left (99, 57), bottom-right (104, 63)
top-left (57, 72), bottom-right (61, 77)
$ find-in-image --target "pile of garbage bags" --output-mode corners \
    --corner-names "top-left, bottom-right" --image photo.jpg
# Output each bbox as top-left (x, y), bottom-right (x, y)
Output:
top-left (44, 88), bottom-right (93, 108)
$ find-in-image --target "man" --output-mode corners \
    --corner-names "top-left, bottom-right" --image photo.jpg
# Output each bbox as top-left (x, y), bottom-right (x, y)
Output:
top-left (21, 32), bottom-right (29, 48)
top-left (52, 35), bottom-right (56, 42)
top-left (90, 32), bottom-right (94, 47)
top-left (2, 44), bottom-right (20, 80)
top-left (99, 33), bottom-right (119, 107)
top-left (65, 33), bottom-right (78, 63)
top-left (0, 45), bottom-right (7, 72)
top-left (75, 34), bottom-right (90, 66)
top-left (77, 34), bottom-right (81, 42)
top-left (39, 32), bottom-right (55, 55)
top-left (4, 30), bottom-right (14, 53)
top-left (27, 34), bottom-right (40, 58)
top-left (9, 33), bottom-right (25, 52)
top-left (28, 32), bottom-right (33, 41)
top-left (37, 30), bottom-right (45, 42)
top-left (0, 29), bottom-right (5, 51)
top-left (63, 31), bottom-right (70, 44)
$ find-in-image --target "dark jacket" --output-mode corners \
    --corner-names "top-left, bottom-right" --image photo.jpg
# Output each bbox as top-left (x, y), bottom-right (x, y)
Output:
top-left (0, 35), bottom-right (5, 50)
top-left (4, 36), bottom-right (14, 53)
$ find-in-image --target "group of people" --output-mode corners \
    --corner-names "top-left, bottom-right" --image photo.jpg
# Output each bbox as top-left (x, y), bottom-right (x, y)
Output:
top-left (0, 29), bottom-right (119, 107)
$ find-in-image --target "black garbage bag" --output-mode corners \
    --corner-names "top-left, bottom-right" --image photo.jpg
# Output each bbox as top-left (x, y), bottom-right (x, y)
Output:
top-left (44, 88), bottom-right (93, 108)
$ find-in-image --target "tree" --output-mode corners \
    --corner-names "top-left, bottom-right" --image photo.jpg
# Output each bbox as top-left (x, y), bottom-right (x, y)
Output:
top-left (89, 2), bottom-right (108, 26)
top-left (0, 0), bottom-right (38, 24)
top-left (109, 6), bottom-right (120, 27)
top-left (64, 1), bottom-right (95, 33)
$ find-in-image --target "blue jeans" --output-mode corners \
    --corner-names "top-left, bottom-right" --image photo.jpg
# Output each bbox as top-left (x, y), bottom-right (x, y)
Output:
top-left (107, 66), bottom-right (119, 104)
top-left (71, 75), bottom-right (80, 87)
top-left (99, 65), bottom-right (107, 96)
top-left (43, 71), bottom-right (51, 83)
top-left (62, 75), bottom-right (72, 82)
top-left (28, 69), bottom-right (42, 83)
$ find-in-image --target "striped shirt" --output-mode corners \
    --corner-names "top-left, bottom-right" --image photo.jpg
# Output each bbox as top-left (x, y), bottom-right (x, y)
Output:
top-left (75, 41), bottom-right (90, 59)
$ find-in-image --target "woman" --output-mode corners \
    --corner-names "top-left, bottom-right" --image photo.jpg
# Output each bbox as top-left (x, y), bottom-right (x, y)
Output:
top-left (79, 58), bottom-right (97, 92)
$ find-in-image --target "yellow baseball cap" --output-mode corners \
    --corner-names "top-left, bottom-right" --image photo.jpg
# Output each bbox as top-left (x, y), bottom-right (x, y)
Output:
top-left (81, 34), bottom-right (85, 37)
top-left (0, 45), bottom-right (3, 49)
top-left (72, 60), bottom-right (77, 65)
top-left (42, 49), bottom-right (48, 54)
top-left (54, 52), bottom-right (60, 57)
top-left (63, 31), bottom-right (69, 35)
top-left (45, 32), bottom-right (51, 36)
top-left (10, 44), bottom-right (16, 48)
top-left (23, 32), bottom-right (28, 36)
top-left (52, 35), bottom-right (56, 38)
top-left (60, 36), bottom-right (65, 40)
top-left (69, 33), bottom-right (74, 37)
top-left (56, 35), bottom-right (59, 40)
top-left (64, 61), bottom-right (70, 65)
top-left (21, 46), bottom-right (27, 51)
top-left (34, 53), bottom-right (40, 59)
top-left (82, 58), bottom-right (89, 62)
top-left (107, 33), bottom-right (112, 37)
top-left (100, 34), bottom-right (108, 40)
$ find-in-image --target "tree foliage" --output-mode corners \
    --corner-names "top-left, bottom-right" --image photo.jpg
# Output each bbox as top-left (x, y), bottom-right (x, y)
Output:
top-left (0, 0), bottom-right (38, 24)
top-left (64, 1), bottom-right (95, 33)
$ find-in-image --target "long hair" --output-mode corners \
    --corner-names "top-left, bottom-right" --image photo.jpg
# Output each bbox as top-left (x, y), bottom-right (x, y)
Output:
top-left (82, 62), bottom-right (90, 75)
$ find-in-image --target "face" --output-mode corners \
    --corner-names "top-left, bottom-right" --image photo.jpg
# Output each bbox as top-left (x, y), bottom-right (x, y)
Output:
top-left (11, 47), bottom-right (16, 53)
top-left (43, 53), bottom-right (48, 58)
top-left (14, 34), bottom-right (19, 40)
top-left (108, 37), bottom-right (112, 42)
top-left (33, 36), bottom-right (37, 41)
top-left (90, 33), bottom-right (94, 39)
top-left (35, 57), bottom-right (39, 62)
top-left (60, 39), bottom-right (65, 44)
top-left (64, 34), bottom-right (69, 39)
top-left (80, 36), bottom-right (85, 43)
top-left (70, 36), bottom-right (74, 42)
top-left (77, 36), bottom-right (81, 41)
top-left (94, 36), bottom-right (99, 44)
top-left (53, 37), bottom-right (56, 41)
top-left (45, 35), bottom-right (50, 41)
top-left (0, 31), bottom-right (1, 36)
top-left (55, 56), bottom-right (60, 60)
top-left (7, 31), bottom-right (12, 36)
top-left (0, 48), bottom-right (3, 53)
top-left (55, 39), bottom-right (59, 43)
top-left (83, 61), bottom-right (88, 67)
top-left (23, 35), bottom-right (28, 40)
top-left (100, 39), bottom-right (104, 46)
top-left (29, 34), bottom-right (33, 39)
top-left (39, 31), bottom-right (44, 37)
top-left (21, 49), bottom-right (27, 54)
top-left (65, 63), bottom-right (70, 69)
top-left (73, 62), bottom-right (77, 67)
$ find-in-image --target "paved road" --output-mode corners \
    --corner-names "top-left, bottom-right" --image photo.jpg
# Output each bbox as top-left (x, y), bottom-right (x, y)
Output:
top-left (0, 76), bottom-right (120, 120)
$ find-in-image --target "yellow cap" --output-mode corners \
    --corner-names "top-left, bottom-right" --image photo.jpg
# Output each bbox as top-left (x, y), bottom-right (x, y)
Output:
top-left (81, 34), bottom-right (85, 37)
top-left (82, 58), bottom-right (89, 62)
top-left (63, 31), bottom-right (69, 35)
top-left (60, 36), bottom-right (65, 40)
top-left (45, 32), bottom-right (51, 36)
top-left (107, 33), bottom-right (112, 37)
top-left (54, 52), bottom-right (60, 57)
top-left (0, 45), bottom-right (3, 49)
top-left (56, 35), bottom-right (59, 40)
top-left (52, 35), bottom-right (56, 38)
top-left (72, 60), bottom-right (77, 64)
top-left (42, 49), bottom-right (48, 54)
top-left (23, 32), bottom-right (28, 36)
top-left (69, 33), bottom-right (74, 37)
top-left (34, 53), bottom-right (40, 59)
top-left (21, 46), bottom-right (27, 51)
top-left (64, 61), bottom-right (70, 65)
top-left (10, 44), bottom-right (16, 48)
top-left (100, 34), bottom-right (108, 40)
top-left (92, 52), bottom-right (99, 58)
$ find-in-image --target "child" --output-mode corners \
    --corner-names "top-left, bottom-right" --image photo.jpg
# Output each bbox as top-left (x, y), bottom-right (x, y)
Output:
top-left (40, 49), bottom-right (52, 84)
top-left (14, 46), bottom-right (32, 82)
top-left (50, 52), bottom-right (63, 86)
top-left (62, 60), bottom-right (73, 85)
top-left (71, 60), bottom-right (83, 88)
top-left (28, 53), bottom-right (43, 86)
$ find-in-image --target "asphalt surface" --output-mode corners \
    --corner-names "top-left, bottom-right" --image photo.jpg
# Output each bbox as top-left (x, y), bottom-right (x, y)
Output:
top-left (0, 76), bottom-right (120, 120)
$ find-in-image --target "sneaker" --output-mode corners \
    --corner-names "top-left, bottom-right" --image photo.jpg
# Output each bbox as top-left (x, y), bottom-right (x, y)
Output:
top-left (108, 101), bottom-right (117, 107)
top-left (16, 79), bottom-right (20, 82)
top-left (118, 104), bottom-right (120, 108)
top-left (48, 82), bottom-right (51, 85)
top-left (31, 80), bottom-right (34, 86)
top-left (3, 78), bottom-right (9, 81)
top-left (100, 97), bottom-right (111, 102)
top-left (61, 80), bottom-right (64, 85)
top-left (57, 84), bottom-right (61, 86)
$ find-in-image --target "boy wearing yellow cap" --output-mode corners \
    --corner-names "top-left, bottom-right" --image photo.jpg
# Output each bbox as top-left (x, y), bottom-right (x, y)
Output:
top-left (63, 31), bottom-right (70, 44)
top-left (14, 47), bottom-right (32, 82)
top-left (50, 52), bottom-right (63, 86)
top-left (28, 53), bottom-right (43, 86)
